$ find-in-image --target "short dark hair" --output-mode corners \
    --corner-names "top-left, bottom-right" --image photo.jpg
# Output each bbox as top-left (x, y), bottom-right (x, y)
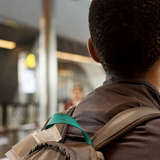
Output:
top-left (89, 0), bottom-right (160, 78)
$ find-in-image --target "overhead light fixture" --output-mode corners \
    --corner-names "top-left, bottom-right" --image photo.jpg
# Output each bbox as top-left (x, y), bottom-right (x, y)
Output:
top-left (5, 20), bottom-right (19, 28)
top-left (57, 51), bottom-right (98, 64)
top-left (0, 39), bottom-right (16, 50)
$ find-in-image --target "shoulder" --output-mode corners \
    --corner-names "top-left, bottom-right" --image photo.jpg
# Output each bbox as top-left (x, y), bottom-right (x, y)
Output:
top-left (104, 117), bottom-right (160, 160)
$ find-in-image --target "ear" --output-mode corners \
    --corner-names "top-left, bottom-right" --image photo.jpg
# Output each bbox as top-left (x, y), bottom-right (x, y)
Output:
top-left (87, 38), bottom-right (100, 63)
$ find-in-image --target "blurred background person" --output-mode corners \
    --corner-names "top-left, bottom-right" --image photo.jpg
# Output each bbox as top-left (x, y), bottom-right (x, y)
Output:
top-left (64, 84), bottom-right (84, 110)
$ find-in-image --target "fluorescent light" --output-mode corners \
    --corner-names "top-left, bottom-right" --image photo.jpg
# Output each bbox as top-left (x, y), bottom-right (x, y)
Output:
top-left (57, 51), bottom-right (98, 64)
top-left (0, 39), bottom-right (16, 49)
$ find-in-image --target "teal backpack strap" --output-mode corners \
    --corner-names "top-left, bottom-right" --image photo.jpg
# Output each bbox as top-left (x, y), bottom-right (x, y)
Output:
top-left (45, 113), bottom-right (92, 146)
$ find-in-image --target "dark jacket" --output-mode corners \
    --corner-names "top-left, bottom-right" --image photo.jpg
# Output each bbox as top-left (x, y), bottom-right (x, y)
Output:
top-left (65, 80), bottom-right (160, 160)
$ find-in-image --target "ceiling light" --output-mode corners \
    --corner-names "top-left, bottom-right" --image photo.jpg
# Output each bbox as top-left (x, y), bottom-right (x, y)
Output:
top-left (0, 39), bottom-right (16, 50)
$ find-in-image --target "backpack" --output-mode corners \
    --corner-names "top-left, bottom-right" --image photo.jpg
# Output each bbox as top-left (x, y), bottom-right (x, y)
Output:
top-left (7, 107), bottom-right (160, 160)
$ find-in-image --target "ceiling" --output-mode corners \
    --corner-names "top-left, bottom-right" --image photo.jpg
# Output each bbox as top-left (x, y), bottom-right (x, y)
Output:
top-left (0, 0), bottom-right (90, 43)
top-left (0, 22), bottom-right (38, 44)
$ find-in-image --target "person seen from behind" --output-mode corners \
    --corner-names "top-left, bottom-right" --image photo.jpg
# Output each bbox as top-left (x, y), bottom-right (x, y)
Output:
top-left (65, 0), bottom-right (160, 159)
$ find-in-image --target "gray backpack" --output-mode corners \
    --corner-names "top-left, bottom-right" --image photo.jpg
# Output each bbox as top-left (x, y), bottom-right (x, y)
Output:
top-left (24, 107), bottom-right (160, 160)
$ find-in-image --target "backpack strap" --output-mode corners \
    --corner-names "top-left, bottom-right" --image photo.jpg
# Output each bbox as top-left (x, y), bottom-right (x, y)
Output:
top-left (42, 106), bottom-right (76, 129)
top-left (54, 107), bottom-right (76, 142)
top-left (46, 113), bottom-right (92, 145)
top-left (42, 106), bottom-right (76, 142)
top-left (92, 107), bottom-right (160, 150)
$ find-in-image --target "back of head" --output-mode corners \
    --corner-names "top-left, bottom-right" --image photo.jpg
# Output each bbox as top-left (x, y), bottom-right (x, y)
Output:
top-left (89, 0), bottom-right (160, 78)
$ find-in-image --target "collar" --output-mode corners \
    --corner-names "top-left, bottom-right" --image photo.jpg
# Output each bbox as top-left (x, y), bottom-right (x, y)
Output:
top-left (103, 77), bottom-right (160, 109)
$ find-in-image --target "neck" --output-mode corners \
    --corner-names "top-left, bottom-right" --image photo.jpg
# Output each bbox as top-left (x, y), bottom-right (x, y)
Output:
top-left (109, 60), bottom-right (160, 91)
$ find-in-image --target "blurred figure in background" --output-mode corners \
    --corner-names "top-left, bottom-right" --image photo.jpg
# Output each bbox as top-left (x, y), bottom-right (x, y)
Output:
top-left (64, 85), bottom-right (84, 110)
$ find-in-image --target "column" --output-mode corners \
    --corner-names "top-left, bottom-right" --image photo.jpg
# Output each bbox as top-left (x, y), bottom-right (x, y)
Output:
top-left (39, 0), bottom-right (57, 126)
